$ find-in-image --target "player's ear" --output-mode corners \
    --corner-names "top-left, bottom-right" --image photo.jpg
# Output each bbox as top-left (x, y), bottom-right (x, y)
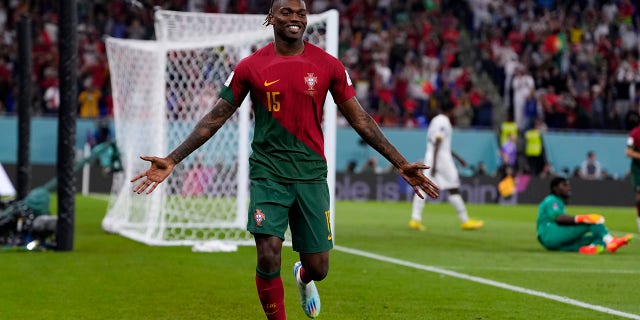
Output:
top-left (263, 11), bottom-right (274, 26)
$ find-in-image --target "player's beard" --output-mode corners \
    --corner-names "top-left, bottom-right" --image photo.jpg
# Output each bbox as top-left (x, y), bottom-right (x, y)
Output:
top-left (276, 26), bottom-right (305, 44)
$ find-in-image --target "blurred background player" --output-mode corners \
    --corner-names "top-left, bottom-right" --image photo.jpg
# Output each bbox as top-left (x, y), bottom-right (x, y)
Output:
top-left (129, 0), bottom-right (439, 319)
top-left (409, 101), bottom-right (484, 231)
top-left (625, 111), bottom-right (640, 232)
top-left (537, 177), bottom-right (632, 254)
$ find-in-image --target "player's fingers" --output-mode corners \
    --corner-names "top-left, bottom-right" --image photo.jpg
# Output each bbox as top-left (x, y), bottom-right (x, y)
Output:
top-left (134, 181), bottom-right (148, 194)
top-left (146, 182), bottom-right (159, 194)
top-left (133, 181), bottom-right (144, 194)
top-left (413, 186), bottom-right (425, 199)
top-left (424, 187), bottom-right (438, 198)
top-left (423, 181), bottom-right (439, 198)
top-left (133, 179), bottom-right (152, 194)
top-left (429, 179), bottom-right (439, 192)
top-left (130, 172), bottom-right (146, 183)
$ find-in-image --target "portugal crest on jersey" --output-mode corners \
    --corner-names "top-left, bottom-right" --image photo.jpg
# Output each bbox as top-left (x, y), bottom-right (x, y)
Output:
top-left (254, 209), bottom-right (265, 227)
top-left (304, 73), bottom-right (318, 96)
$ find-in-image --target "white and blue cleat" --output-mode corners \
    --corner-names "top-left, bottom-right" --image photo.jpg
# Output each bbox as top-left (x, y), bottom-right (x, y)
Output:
top-left (293, 261), bottom-right (321, 318)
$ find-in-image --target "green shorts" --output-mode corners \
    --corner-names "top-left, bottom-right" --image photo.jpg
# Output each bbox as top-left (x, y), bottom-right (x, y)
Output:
top-left (247, 179), bottom-right (333, 253)
top-left (632, 167), bottom-right (640, 193)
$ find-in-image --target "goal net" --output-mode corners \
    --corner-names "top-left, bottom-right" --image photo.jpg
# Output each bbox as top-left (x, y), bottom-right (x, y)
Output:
top-left (102, 9), bottom-right (339, 247)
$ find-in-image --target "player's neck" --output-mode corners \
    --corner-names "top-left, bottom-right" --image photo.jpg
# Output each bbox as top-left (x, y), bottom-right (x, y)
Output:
top-left (273, 39), bottom-right (304, 56)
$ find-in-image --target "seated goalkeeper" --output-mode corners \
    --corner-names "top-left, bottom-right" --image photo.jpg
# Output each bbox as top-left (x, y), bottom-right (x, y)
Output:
top-left (537, 177), bottom-right (632, 254)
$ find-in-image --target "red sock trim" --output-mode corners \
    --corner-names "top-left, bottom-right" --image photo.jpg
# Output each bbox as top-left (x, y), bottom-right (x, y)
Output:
top-left (256, 275), bottom-right (286, 320)
top-left (299, 265), bottom-right (312, 284)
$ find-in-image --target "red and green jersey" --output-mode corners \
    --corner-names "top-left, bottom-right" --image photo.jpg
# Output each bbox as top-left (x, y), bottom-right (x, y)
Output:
top-left (628, 126), bottom-right (640, 170)
top-left (627, 126), bottom-right (640, 189)
top-left (220, 41), bottom-right (355, 182)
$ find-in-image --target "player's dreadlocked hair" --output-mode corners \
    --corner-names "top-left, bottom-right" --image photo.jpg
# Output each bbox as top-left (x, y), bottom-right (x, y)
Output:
top-left (626, 110), bottom-right (640, 129)
top-left (263, 0), bottom-right (276, 26)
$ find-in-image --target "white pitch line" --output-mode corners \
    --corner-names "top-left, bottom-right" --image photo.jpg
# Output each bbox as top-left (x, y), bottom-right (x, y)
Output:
top-left (334, 245), bottom-right (640, 320)
top-left (439, 266), bottom-right (640, 274)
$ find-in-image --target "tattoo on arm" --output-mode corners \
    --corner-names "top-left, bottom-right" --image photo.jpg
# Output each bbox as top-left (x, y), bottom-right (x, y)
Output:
top-left (168, 100), bottom-right (238, 164)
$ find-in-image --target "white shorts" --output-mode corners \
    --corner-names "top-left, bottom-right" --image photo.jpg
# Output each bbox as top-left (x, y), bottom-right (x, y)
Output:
top-left (427, 160), bottom-right (460, 190)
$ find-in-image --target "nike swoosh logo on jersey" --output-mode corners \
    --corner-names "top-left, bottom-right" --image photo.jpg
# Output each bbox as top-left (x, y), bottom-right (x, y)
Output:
top-left (264, 79), bottom-right (280, 86)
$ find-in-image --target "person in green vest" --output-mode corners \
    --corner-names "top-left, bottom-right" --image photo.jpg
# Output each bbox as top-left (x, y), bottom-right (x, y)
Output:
top-left (524, 118), bottom-right (547, 176)
top-left (537, 177), bottom-right (632, 254)
top-left (499, 114), bottom-right (518, 147)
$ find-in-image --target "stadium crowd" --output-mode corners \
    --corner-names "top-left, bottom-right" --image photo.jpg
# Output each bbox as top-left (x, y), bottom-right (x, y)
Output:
top-left (474, 0), bottom-right (640, 133)
top-left (1, 1), bottom-right (640, 149)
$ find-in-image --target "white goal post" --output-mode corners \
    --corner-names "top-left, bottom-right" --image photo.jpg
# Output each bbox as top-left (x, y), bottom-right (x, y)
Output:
top-left (102, 9), bottom-right (339, 246)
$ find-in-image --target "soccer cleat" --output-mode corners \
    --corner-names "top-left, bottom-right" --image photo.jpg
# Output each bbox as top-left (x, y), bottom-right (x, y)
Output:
top-left (578, 244), bottom-right (604, 255)
top-left (461, 219), bottom-right (484, 230)
top-left (409, 219), bottom-right (426, 231)
top-left (606, 234), bottom-right (633, 253)
top-left (293, 261), bottom-right (321, 318)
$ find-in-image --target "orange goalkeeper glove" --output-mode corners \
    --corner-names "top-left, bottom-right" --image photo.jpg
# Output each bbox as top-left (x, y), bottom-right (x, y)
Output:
top-left (574, 214), bottom-right (605, 224)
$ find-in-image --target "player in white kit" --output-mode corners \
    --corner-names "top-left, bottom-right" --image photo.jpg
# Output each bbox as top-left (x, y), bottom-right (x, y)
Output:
top-left (409, 102), bottom-right (484, 231)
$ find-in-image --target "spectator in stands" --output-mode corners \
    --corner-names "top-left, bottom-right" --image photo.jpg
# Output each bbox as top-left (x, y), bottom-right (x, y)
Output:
top-left (578, 150), bottom-right (603, 180)
top-left (537, 177), bottom-right (632, 254)
top-left (539, 162), bottom-right (558, 179)
top-left (78, 81), bottom-right (101, 118)
top-left (43, 79), bottom-right (59, 114)
top-left (344, 160), bottom-right (358, 174)
top-left (0, 55), bottom-right (12, 114)
top-left (512, 65), bottom-right (535, 131)
top-left (473, 161), bottom-right (489, 177)
top-left (453, 89), bottom-right (474, 128)
top-left (357, 156), bottom-right (387, 174)
top-left (523, 89), bottom-right (541, 130)
top-left (471, 89), bottom-right (493, 127)
top-left (589, 84), bottom-right (606, 130)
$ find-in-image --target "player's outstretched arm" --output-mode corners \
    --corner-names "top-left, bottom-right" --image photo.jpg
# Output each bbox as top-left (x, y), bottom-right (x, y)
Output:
top-left (338, 97), bottom-right (439, 198)
top-left (452, 151), bottom-right (467, 167)
top-left (131, 98), bottom-right (238, 194)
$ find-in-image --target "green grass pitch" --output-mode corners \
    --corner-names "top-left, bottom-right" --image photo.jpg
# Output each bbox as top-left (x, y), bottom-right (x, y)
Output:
top-left (1, 195), bottom-right (638, 319)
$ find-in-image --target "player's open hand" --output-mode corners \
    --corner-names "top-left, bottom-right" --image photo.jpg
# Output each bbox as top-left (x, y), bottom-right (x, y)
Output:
top-left (398, 162), bottom-right (439, 199)
top-left (131, 156), bottom-right (176, 194)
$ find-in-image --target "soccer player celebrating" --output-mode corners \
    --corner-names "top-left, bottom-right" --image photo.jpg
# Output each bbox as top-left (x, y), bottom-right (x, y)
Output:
top-left (625, 111), bottom-right (640, 232)
top-left (409, 101), bottom-right (484, 231)
top-left (537, 177), bottom-right (632, 254)
top-left (130, 0), bottom-right (439, 319)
